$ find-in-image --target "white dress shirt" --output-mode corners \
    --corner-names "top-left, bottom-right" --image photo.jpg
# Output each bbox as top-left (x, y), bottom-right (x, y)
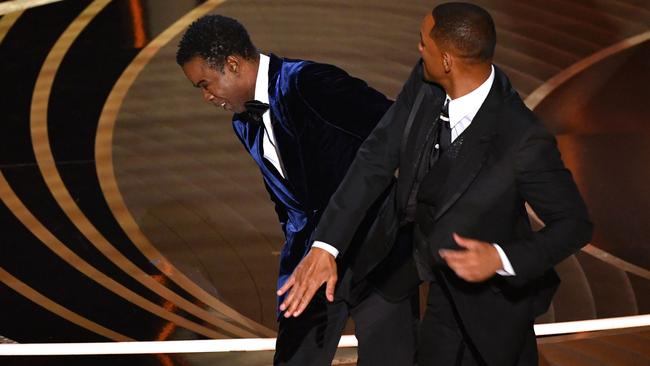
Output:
top-left (255, 54), bottom-right (285, 179)
top-left (313, 65), bottom-right (515, 276)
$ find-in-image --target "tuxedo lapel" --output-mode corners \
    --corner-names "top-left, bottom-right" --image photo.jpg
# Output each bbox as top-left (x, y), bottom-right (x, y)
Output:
top-left (267, 54), bottom-right (310, 208)
top-left (398, 83), bottom-right (445, 207)
top-left (407, 85), bottom-right (444, 171)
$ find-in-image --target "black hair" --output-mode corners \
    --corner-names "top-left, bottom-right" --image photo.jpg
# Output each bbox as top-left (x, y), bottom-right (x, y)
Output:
top-left (176, 15), bottom-right (258, 70)
top-left (431, 2), bottom-right (496, 62)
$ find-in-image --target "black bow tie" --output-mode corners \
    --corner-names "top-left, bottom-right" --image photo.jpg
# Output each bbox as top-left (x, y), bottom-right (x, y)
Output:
top-left (244, 100), bottom-right (270, 122)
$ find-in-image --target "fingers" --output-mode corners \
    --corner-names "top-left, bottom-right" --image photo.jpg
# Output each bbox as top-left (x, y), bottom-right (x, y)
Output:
top-left (277, 275), bottom-right (295, 297)
top-left (440, 251), bottom-right (470, 272)
top-left (438, 239), bottom-right (498, 283)
top-left (441, 253), bottom-right (479, 282)
top-left (440, 246), bottom-right (483, 267)
top-left (283, 281), bottom-right (309, 317)
top-left (439, 248), bottom-right (468, 262)
top-left (291, 283), bottom-right (320, 317)
top-left (452, 232), bottom-right (479, 249)
top-left (283, 274), bottom-right (338, 316)
top-left (281, 277), bottom-right (339, 317)
top-left (279, 280), bottom-right (303, 313)
top-left (325, 275), bottom-right (338, 302)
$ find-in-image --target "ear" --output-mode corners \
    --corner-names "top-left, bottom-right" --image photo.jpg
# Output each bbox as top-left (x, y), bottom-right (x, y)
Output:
top-left (442, 52), bottom-right (452, 73)
top-left (226, 55), bottom-right (240, 73)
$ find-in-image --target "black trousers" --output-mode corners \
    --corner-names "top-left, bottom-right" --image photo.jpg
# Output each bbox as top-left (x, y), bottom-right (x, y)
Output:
top-left (273, 278), bottom-right (416, 366)
top-left (418, 280), bottom-right (538, 366)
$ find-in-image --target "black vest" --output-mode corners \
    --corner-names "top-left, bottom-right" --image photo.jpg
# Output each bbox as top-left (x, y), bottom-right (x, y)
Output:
top-left (375, 118), bottom-right (467, 289)
top-left (412, 133), bottom-right (466, 280)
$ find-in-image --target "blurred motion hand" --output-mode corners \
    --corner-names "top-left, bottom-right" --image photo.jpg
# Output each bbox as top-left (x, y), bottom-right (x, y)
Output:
top-left (439, 233), bottom-right (502, 282)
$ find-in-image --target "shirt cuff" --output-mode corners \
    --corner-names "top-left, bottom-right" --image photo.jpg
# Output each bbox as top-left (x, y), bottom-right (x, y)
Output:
top-left (493, 244), bottom-right (516, 276)
top-left (311, 241), bottom-right (339, 258)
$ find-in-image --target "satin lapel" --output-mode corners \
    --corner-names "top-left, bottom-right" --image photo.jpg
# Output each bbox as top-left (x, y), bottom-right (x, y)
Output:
top-left (267, 54), bottom-right (309, 206)
top-left (408, 85), bottom-right (444, 170)
top-left (433, 85), bottom-right (502, 221)
top-left (398, 84), bottom-right (445, 207)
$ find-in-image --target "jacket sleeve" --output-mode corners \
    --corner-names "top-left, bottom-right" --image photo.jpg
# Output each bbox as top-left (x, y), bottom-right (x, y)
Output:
top-left (502, 121), bottom-right (593, 283)
top-left (311, 62), bottom-right (424, 255)
top-left (295, 63), bottom-right (393, 140)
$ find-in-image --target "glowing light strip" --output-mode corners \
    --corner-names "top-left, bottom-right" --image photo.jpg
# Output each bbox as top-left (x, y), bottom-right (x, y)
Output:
top-left (127, 0), bottom-right (146, 48)
top-left (525, 31), bottom-right (650, 110)
top-left (534, 314), bottom-right (650, 336)
top-left (582, 244), bottom-right (650, 280)
top-left (0, 315), bottom-right (648, 355)
top-left (0, 0), bottom-right (65, 15)
top-left (0, 266), bottom-right (133, 341)
top-left (0, 9), bottom-right (23, 44)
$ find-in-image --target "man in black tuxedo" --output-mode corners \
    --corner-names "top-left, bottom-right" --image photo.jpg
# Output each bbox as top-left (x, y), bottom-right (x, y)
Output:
top-left (278, 3), bottom-right (592, 365)
top-left (177, 15), bottom-right (415, 366)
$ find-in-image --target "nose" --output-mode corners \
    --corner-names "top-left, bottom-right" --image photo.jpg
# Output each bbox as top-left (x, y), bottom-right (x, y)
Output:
top-left (201, 88), bottom-right (214, 102)
top-left (418, 41), bottom-right (424, 53)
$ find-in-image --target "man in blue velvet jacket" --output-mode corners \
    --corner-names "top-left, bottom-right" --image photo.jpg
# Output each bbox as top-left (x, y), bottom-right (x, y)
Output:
top-left (176, 15), bottom-right (415, 366)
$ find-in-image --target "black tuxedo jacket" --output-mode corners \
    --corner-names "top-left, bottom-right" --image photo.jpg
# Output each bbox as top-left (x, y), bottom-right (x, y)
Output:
top-left (313, 61), bottom-right (592, 365)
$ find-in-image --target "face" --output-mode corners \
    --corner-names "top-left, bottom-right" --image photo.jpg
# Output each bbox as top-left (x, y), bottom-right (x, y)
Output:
top-left (181, 55), bottom-right (252, 114)
top-left (418, 13), bottom-right (445, 83)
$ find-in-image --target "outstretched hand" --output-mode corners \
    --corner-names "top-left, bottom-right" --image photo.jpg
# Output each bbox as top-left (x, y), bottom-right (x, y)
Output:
top-left (439, 233), bottom-right (503, 282)
top-left (277, 247), bottom-right (338, 318)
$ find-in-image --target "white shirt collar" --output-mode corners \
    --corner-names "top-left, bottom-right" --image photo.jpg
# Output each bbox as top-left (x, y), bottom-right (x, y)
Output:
top-left (254, 53), bottom-right (270, 104)
top-left (446, 65), bottom-right (495, 129)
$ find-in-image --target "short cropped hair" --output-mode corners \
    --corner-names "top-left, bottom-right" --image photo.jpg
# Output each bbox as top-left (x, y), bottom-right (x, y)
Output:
top-left (431, 2), bottom-right (496, 62)
top-left (176, 15), bottom-right (258, 70)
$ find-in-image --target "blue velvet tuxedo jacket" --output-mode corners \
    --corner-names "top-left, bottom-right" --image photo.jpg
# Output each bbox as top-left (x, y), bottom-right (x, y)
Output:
top-left (232, 54), bottom-right (391, 295)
